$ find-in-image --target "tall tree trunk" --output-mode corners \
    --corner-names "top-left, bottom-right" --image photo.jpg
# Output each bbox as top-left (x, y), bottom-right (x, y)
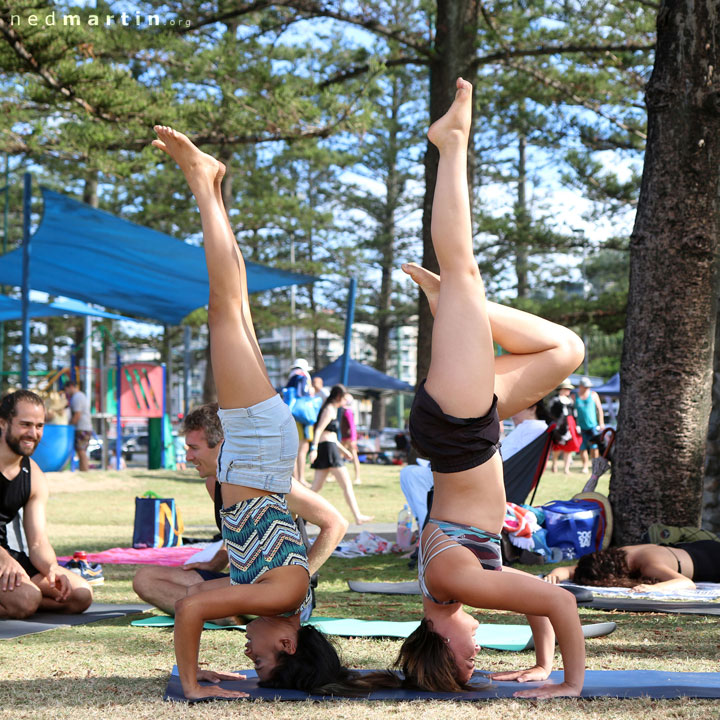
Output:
top-left (202, 340), bottom-right (216, 403)
top-left (702, 313), bottom-right (720, 532)
top-left (373, 76), bottom-right (403, 430)
top-left (611, 0), bottom-right (720, 543)
top-left (515, 133), bottom-right (529, 299)
top-left (417, 0), bottom-right (480, 384)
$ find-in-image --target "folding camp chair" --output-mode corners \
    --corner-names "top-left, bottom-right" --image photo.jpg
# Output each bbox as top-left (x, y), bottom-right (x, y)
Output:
top-left (503, 424), bottom-right (554, 505)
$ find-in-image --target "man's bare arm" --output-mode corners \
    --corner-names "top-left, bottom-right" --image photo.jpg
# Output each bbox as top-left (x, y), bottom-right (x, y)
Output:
top-left (23, 460), bottom-right (62, 580)
top-left (287, 479), bottom-right (348, 575)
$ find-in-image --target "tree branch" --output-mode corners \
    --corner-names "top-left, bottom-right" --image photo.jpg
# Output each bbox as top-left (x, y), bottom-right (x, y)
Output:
top-left (177, 1), bottom-right (431, 56)
top-left (505, 59), bottom-right (648, 141)
top-left (320, 55), bottom-right (430, 87)
top-left (0, 16), bottom-right (122, 123)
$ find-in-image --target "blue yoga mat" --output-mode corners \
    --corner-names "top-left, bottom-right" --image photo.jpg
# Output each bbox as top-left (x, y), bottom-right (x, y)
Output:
top-left (164, 667), bottom-right (720, 702)
top-left (131, 615), bottom-right (615, 652)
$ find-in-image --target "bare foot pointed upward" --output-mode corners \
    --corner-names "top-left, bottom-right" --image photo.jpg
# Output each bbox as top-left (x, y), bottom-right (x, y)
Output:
top-left (427, 77), bottom-right (473, 150)
top-left (402, 262), bottom-right (440, 316)
top-left (152, 125), bottom-right (225, 192)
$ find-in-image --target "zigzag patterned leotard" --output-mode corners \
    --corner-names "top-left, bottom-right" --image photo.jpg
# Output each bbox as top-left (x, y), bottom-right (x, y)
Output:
top-left (220, 493), bottom-right (311, 616)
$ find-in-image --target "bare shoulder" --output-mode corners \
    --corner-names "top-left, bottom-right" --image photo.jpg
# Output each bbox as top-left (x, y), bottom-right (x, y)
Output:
top-left (27, 458), bottom-right (49, 498)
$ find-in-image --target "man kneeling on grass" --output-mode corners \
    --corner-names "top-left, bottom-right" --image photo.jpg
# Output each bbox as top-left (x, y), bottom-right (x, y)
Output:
top-left (0, 390), bottom-right (93, 619)
top-left (133, 403), bottom-right (348, 622)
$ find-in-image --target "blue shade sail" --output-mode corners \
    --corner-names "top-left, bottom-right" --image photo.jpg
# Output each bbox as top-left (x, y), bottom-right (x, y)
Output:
top-left (0, 188), bottom-right (316, 325)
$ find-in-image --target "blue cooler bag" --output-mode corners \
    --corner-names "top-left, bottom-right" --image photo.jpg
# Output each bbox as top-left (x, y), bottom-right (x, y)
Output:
top-left (542, 500), bottom-right (604, 559)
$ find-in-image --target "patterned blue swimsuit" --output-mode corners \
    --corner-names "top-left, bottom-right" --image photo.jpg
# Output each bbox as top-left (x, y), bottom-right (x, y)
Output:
top-left (418, 518), bottom-right (503, 604)
top-left (220, 493), bottom-right (311, 616)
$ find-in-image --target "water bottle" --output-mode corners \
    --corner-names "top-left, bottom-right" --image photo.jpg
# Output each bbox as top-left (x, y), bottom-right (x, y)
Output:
top-left (396, 505), bottom-right (414, 549)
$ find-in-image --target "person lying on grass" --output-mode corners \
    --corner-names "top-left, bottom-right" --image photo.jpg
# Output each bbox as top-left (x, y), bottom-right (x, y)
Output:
top-left (380, 78), bottom-right (586, 699)
top-left (544, 540), bottom-right (720, 592)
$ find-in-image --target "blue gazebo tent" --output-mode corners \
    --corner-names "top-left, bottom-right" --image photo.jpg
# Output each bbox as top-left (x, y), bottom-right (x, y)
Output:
top-left (314, 357), bottom-right (414, 395)
top-left (594, 372), bottom-right (620, 395)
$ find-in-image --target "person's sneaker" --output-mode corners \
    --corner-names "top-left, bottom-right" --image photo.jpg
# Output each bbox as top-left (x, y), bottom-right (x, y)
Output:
top-left (64, 558), bottom-right (105, 585)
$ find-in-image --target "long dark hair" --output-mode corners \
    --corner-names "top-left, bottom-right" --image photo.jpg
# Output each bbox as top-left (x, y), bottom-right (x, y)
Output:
top-left (573, 547), bottom-right (649, 587)
top-left (314, 384), bottom-right (346, 434)
top-left (262, 621), bottom-right (490, 696)
top-left (259, 625), bottom-right (373, 696)
top-left (533, 399), bottom-right (553, 425)
top-left (363, 618), bottom-right (491, 693)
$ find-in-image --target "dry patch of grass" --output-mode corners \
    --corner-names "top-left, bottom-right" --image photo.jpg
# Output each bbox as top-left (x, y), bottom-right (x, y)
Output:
top-left (1, 464), bottom-right (716, 719)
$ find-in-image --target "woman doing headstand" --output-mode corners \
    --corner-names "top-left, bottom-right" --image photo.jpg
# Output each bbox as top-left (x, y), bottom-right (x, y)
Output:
top-left (151, 127), bottom-right (350, 700)
top-left (395, 79), bottom-right (587, 699)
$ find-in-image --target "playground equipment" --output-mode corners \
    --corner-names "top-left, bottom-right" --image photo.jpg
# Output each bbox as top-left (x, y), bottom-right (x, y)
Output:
top-left (32, 324), bottom-right (175, 472)
top-left (33, 424), bottom-right (75, 472)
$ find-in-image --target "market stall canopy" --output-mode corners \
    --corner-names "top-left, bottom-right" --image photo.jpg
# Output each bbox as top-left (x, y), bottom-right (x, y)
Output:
top-left (594, 372), bottom-right (620, 395)
top-left (314, 357), bottom-right (414, 394)
top-left (0, 188), bottom-right (316, 325)
top-left (0, 295), bottom-right (134, 323)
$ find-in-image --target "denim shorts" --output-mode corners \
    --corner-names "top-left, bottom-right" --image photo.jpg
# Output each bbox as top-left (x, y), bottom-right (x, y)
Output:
top-left (217, 394), bottom-right (298, 493)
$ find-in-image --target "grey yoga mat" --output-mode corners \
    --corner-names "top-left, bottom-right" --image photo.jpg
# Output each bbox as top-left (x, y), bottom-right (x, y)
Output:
top-left (0, 603), bottom-right (152, 640)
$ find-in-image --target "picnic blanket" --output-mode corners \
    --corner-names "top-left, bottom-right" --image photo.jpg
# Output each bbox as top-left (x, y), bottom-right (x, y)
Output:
top-left (332, 531), bottom-right (395, 558)
top-left (55, 545), bottom-right (210, 566)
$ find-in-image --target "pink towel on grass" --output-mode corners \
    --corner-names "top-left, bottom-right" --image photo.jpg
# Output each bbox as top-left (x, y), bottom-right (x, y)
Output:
top-left (56, 545), bottom-right (204, 566)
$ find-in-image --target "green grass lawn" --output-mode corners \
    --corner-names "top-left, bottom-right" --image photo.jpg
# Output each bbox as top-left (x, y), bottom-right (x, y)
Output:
top-left (0, 463), bottom-right (717, 719)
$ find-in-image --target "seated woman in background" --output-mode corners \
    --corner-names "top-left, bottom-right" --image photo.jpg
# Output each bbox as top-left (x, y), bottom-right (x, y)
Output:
top-left (545, 540), bottom-right (720, 592)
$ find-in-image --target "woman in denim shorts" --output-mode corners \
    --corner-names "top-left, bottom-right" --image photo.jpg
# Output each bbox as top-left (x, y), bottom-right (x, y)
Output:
top-left (152, 127), bottom-right (349, 701)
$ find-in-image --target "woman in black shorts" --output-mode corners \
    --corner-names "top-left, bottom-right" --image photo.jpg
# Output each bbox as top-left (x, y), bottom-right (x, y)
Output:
top-left (309, 384), bottom-right (372, 524)
top-left (391, 79), bottom-right (587, 699)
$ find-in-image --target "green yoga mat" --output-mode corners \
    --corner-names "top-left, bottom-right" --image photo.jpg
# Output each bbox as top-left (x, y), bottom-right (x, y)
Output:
top-left (131, 615), bottom-right (616, 652)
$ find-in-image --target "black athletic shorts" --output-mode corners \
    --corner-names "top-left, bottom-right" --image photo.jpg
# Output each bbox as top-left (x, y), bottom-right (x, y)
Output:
top-left (194, 569), bottom-right (230, 582)
top-left (6, 548), bottom-right (40, 578)
top-left (409, 379), bottom-right (500, 473)
top-left (311, 441), bottom-right (344, 469)
top-left (673, 540), bottom-right (720, 582)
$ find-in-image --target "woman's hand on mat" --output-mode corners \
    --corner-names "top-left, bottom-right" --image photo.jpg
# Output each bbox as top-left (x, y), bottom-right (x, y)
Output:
top-left (196, 668), bottom-right (246, 683)
top-left (184, 669), bottom-right (249, 699)
top-left (490, 664), bottom-right (550, 683)
top-left (631, 583), bottom-right (654, 593)
top-left (512, 681), bottom-right (582, 699)
top-left (184, 683), bottom-right (249, 700)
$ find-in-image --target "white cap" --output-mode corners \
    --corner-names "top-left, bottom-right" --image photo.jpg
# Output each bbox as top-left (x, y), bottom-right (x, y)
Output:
top-left (291, 358), bottom-right (310, 372)
top-left (579, 376), bottom-right (592, 387)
